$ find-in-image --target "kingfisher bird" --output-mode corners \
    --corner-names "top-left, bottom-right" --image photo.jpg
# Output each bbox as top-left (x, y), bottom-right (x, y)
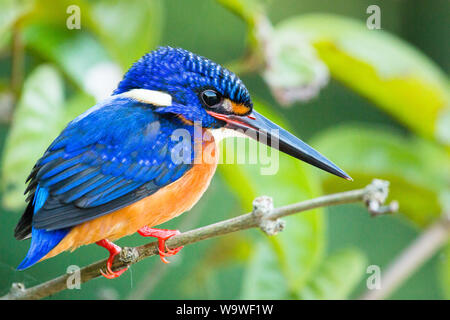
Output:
top-left (15, 47), bottom-right (351, 278)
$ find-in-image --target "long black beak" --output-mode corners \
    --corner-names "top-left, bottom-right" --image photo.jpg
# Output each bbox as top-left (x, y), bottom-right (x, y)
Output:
top-left (208, 110), bottom-right (352, 180)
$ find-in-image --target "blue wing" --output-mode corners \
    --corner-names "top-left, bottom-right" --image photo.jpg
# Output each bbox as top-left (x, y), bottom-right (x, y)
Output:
top-left (24, 96), bottom-right (194, 231)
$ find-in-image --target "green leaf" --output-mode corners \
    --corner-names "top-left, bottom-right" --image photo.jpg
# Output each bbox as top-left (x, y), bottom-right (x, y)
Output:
top-left (262, 28), bottom-right (329, 105)
top-left (24, 0), bottom-right (89, 25)
top-left (221, 100), bottom-right (327, 297)
top-left (0, 0), bottom-right (34, 45)
top-left (276, 14), bottom-right (450, 145)
top-left (21, 0), bottom-right (162, 78)
top-left (312, 125), bottom-right (450, 226)
top-left (1, 65), bottom-right (65, 210)
top-left (88, 0), bottom-right (163, 70)
top-left (241, 241), bottom-right (290, 299)
top-left (439, 244), bottom-right (450, 299)
top-left (220, 1), bottom-right (328, 105)
top-left (23, 23), bottom-right (120, 100)
top-left (298, 248), bottom-right (367, 300)
top-left (217, 0), bottom-right (267, 29)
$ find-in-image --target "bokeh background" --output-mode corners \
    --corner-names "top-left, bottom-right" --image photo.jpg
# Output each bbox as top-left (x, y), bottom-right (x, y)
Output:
top-left (0, 0), bottom-right (449, 299)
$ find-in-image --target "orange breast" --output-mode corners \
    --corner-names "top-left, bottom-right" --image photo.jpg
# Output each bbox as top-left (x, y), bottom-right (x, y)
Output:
top-left (42, 130), bottom-right (218, 260)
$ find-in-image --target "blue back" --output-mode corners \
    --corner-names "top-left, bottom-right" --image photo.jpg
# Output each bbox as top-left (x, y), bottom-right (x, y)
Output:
top-left (28, 96), bottom-right (195, 231)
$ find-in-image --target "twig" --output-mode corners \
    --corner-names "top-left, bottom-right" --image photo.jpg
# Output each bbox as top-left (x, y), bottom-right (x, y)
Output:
top-left (1, 179), bottom-right (396, 300)
top-left (360, 213), bottom-right (450, 300)
top-left (11, 23), bottom-right (24, 101)
top-left (0, 23), bottom-right (25, 124)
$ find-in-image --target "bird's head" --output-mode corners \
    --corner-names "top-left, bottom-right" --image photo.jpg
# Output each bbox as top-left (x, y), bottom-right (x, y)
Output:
top-left (114, 47), bottom-right (351, 180)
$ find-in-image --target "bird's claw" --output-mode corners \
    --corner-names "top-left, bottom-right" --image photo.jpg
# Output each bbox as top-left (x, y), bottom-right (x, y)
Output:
top-left (158, 244), bottom-right (184, 264)
top-left (100, 265), bottom-right (128, 279)
top-left (137, 227), bottom-right (183, 263)
top-left (96, 239), bottom-right (129, 279)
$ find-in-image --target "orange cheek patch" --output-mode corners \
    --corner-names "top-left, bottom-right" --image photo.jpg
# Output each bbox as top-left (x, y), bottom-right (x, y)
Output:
top-left (231, 102), bottom-right (250, 115)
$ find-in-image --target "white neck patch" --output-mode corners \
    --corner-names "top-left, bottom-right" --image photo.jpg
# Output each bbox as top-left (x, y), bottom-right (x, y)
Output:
top-left (121, 89), bottom-right (172, 106)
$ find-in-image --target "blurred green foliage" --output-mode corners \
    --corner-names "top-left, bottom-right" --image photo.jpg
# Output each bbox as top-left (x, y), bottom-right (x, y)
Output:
top-left (221, 101), bottom-right (327, 298)
top-left (312, 125), bottom-right (449, 226)
top-left (0, 0), bottom-right (448, 300)
top-left (1, 65), bottom-right (65, 209)
top-left (277, 14), bottom-right (449, 144)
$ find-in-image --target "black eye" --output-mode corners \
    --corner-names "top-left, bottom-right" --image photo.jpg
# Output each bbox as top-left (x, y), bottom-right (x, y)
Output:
top-left (201, 90), bottom-right (222, 108)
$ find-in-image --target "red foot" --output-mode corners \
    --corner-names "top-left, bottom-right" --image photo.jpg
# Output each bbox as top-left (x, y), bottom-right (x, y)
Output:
top-left (96, 239), bottom-right (129, 279)
top-left (137, 227), bottom-right (183, 263)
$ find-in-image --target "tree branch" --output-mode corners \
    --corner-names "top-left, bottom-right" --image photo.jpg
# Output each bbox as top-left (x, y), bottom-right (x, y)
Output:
top-left (360, 213), bottom-right (450, 300)
top-left (1, 179), bottom-right (396, 300)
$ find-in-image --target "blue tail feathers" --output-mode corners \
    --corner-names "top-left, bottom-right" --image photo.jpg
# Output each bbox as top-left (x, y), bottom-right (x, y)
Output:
top-left (17, 186), bottom-right (70, 270)
top-left (17, 227), bottom-right (70, 270)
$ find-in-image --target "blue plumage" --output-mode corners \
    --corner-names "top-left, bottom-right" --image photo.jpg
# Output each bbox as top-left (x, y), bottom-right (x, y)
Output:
top-left (17, 96), bottom-right (196, 267)
top-left (31, 96), bottom-right (195, 230)
top-left (17, 186), bottom-right (70, 270)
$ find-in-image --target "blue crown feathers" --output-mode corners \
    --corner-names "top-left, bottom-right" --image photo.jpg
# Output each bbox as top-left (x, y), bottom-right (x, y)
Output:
top-left (114, 47), bottom-right (252, 110)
